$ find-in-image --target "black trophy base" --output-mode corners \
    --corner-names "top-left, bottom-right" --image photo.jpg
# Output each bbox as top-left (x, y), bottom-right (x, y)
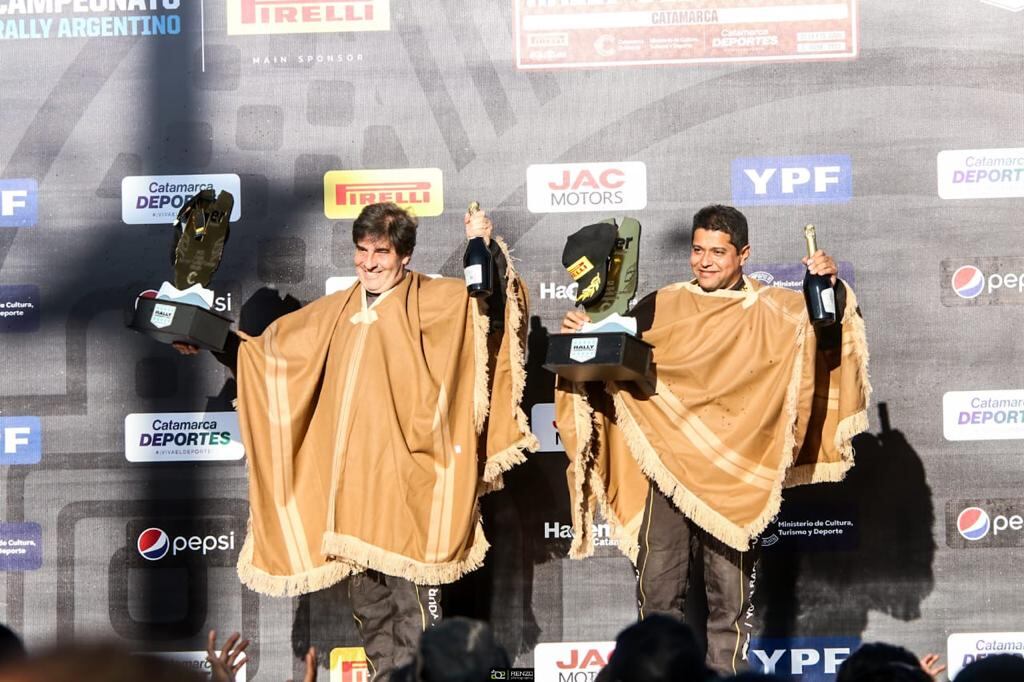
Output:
top-left (127, 297), bottom-right (232, 352)
top-left (544, 332), bottom-right (653, 383)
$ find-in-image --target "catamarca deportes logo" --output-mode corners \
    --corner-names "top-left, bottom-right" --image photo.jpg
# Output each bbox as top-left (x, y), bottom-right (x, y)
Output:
top-left (957, 507), bottom-right (991, 541)
top-left (951, 266), bottom-right (985, 299)
top-left (137, 528), bottom-right (171, 560)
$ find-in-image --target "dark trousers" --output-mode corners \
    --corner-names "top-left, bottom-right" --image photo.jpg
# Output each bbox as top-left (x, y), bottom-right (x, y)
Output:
top-left (348, 571), bottom-right (442, 681)
top-left (636, 485), bottom-right (758, 676)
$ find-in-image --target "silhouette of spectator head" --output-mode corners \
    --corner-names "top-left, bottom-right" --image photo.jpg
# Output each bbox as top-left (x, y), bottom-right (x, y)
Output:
top-left (413, 617), bottom-right (510, 682)
top-left (596, 615), bottom-right (711, 682)
top-left (954, 654), bottom-right (1024, 682)
top-left (837, 643), bottom-right (930, 682)
top-left (0, 625), bottom-right (26, 667)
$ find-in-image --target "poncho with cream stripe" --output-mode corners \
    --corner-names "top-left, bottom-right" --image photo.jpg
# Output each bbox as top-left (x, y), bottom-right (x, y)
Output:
top-left (234, 241), bottom-right (537, 595)
top-left (556, 276), bottom-right (871, 559)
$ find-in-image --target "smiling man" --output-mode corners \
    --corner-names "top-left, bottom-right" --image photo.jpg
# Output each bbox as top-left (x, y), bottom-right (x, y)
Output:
top-left (352, 202), bottom-right (415, 296)
top-left (177, 202), bottom-right (536, 680)
top-left (557, 204), bottom-right (871, 675)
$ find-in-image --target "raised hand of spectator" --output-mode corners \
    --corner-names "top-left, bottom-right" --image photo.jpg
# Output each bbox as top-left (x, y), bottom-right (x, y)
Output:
top-left (206, 629), bottom-right (250, 682)
top-left (919, 653), bottom-right (946, 680)
top-left (287, 647), bottom-right (317, 682)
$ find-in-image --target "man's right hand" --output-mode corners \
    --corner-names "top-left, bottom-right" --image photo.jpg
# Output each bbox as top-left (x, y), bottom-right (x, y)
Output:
top-left (172, 341), bottom-right (201, 356)
top-left (560, 310), bottom-right (591, 334)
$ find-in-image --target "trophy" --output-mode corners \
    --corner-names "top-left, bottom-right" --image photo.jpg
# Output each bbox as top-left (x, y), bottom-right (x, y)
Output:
top-left (544, 217), bottom-right (653, 383)
top-left (126, 189), bottom-right (235, 352)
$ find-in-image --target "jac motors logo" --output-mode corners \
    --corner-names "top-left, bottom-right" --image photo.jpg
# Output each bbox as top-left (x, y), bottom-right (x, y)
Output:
top-left (527, 162), bottom-right (646, 213)
top-left (227, 0), bottom-right (391, 35)
top-left (534, 642), bottom-right (614, 682)
top-left (324, 169), bottom-right (443, 219)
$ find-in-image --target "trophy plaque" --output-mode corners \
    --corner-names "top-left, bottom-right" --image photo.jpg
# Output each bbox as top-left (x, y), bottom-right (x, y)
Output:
top-left (544, 217), bottom-right (653, 383)
top-left (127, 189), bottom-right (235, 352)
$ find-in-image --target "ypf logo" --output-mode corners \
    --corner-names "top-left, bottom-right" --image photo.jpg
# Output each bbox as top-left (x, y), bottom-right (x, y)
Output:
top-left (951, 265), bottom-right (985, 299)
top-left (1, 416), bottom-right (41, 465)
top-left (957, 507), bottom-right (991, 541)
top-left (731, 154), bottom-right (852, 206)
top-left (137, 527), bottom-right (171, 561)
top-left (0, 179), bottom-right (38, 228)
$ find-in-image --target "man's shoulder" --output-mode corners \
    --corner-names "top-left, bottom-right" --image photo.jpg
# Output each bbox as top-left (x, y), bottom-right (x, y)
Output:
top-left (749, 278), bottom-right (804, 308)
top-left (412, 274), bottom-right (475, 316)
top-left (414, 273), bottom-right (468, 298)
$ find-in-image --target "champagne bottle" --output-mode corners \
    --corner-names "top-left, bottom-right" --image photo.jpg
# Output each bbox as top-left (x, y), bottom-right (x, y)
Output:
top-left (463, 201), bottom-right (492, 298)
top-left (802, 224), bottom-right (836, 327)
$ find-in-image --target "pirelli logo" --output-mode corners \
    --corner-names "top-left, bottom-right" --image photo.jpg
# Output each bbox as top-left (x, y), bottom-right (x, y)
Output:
top-left (227, 0), bottom-right (390, 35)
top-left (567, 256), bottom-right (594, 281)
top-left (324, 169), bottom-right (444, 219)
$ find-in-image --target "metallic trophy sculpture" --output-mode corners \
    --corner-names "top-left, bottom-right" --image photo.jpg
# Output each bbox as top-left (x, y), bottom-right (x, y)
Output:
top-left (544, 216), bottom-right (653, 383)
top-left (172, 189), bottom-right (233, 289)
top-left (127, 189), bottom-right (235, 352)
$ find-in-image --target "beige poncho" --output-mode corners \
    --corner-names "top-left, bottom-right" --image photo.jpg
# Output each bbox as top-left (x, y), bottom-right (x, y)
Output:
top-left (235, 241), bottom-right (537, 595)
top-left (556, 277), bottom-right (871, 559)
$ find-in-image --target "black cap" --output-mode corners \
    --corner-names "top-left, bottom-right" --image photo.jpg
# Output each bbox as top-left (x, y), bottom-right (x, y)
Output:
top-left (562, 222), bottom-right (617, 307)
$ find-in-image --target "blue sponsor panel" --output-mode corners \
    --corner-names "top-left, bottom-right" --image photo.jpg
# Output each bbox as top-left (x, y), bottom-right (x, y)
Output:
top-left (0, 522), bottom-right (43, 571)
top-left (0, 417), bottom-right (41, 465)
top-left (750, 637), bottom-right (860, 681)
top-left (0, 179), bottom-right (38, 227)
top-left (748, 262), bottom-right (856, 291)
top-left (731, 155), bottom-right (852, 206)
top-left (0, 285), bottom-right (41, 332)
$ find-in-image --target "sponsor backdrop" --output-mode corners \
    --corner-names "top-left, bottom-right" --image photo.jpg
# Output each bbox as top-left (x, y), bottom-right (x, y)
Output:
top-left (0, 0), bottom-right (1022, 679)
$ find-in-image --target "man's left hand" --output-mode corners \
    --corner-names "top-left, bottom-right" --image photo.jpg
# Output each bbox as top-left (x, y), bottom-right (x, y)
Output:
top-left (465, 209), bottom-right (492, 245)
top-left (802, 249), bottom-right (838, 286)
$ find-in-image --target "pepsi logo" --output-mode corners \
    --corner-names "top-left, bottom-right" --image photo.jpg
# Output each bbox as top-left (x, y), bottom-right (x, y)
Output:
top-left (957, 507), bottom-right (990, 541)
top-left (137, 527), bottom-right (170, 560)
top-left (952, 265), bottom-right (985, 299)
